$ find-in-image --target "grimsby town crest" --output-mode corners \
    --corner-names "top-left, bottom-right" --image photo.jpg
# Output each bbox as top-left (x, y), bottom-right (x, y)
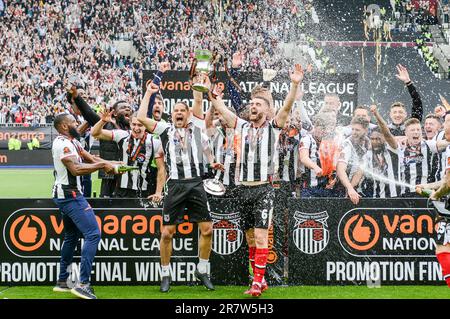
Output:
top-left (293, 211), bottom-right (330, 255)
top-left (211, 212), bottom-right (243, 255)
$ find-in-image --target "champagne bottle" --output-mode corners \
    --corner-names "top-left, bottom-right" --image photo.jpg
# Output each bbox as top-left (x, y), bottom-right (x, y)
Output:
top-left (114, 165), bottom-right (139, 174)
top-left (420, 188), bottom-right (432, 197)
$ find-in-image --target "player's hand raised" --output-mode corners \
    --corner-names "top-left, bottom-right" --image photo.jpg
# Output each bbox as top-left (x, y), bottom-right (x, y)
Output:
top-left (290, 64), bottom-right (304, 85)
top-left (159, 61), bottom-right (171, 73)
top-left (395, 64), bottom-right (411, 84)
top-left (232, 51), bottom-right (244, 68)
top-left (369, 104), bottom-right (378, 114)
top-left (146, 81), bottom-right (160, 95)
top-left (99, 109), bottom-right (113, 123)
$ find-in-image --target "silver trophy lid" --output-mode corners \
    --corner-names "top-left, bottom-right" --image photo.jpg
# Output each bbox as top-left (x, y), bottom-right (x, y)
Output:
top-left (203, 178), bottom-right (226, 196)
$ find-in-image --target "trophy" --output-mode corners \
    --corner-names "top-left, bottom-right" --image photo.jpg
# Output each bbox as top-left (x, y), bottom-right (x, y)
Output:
top-left (191, 49), bottom-right (213, 92)
top-left (203, 175), bottom-right (226, 196)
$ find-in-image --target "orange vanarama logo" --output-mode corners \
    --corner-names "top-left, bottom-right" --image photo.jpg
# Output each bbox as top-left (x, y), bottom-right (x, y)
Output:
top-left (10, 215), bottom-right (46, 251)
top-left (267, 225), bottom-right (278, 264)
top-left (344, 215), bottom-right (379, 251)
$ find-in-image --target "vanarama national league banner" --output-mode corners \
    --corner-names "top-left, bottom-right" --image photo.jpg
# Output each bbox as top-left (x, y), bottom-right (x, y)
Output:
top-left (0, 197), bottom-right (442, 285)
top-left (288, 198), bottom-right (442, 285)
top-left (142, 70), bottom-right (358, 123)
top-left (0, 199), bottom-right (248, 286)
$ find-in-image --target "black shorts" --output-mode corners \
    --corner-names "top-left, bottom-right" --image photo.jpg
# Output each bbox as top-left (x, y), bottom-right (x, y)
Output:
top-left (238, 183), bottom-right (275, 231)
top-left (100, 177), bottom-right (117, 198)
top-left (162, 177), bottom-right (211, 225)
top-left (435, 216), bottom-right (450, 246)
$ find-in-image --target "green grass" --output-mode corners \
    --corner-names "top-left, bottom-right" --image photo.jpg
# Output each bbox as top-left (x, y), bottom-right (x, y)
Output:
top-left (1, 285), bottom-right (450, 299)
top-left (0, 169), bottom-right (101, 198)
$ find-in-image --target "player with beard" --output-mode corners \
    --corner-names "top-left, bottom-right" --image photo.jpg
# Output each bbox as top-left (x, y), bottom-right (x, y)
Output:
top-left (137, 75), bottom-right (224, 293)
top-left (91, 111), bottom-right (166, 199)
top-left (210, 64), bottom-right (304, 297)
top-left (51, 113), bottom-right (119, 299)
top-left (336, 117), bottom-right (370, 205)
top-left (415, 111), bottom-right (450, 288)
top-left (340, 105), bottom-right (378, 137)
top-left (67, 86), bottom-right (132, 197)
top-left (361, 105), bottom-right (402, 198)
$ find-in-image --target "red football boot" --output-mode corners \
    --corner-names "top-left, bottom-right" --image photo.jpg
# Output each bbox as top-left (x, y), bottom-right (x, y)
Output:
top-left (244, 283), bottom-right (262, 297)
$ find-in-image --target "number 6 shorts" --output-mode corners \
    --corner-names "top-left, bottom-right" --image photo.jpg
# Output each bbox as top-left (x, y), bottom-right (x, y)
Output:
top-left (238, 183), bottom-right (274, 231)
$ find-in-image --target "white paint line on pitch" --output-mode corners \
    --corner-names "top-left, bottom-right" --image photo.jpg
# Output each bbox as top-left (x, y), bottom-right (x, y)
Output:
top-left (0, 286), bottom-right (11, 294)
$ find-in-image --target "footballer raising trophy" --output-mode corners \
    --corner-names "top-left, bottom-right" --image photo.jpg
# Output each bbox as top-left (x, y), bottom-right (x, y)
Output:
top-left (191, 49), bottom-right (213, 92)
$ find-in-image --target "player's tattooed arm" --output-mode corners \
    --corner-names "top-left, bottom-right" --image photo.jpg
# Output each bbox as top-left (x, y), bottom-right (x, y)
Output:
top-left (62, 155), bottom-right (115, 176)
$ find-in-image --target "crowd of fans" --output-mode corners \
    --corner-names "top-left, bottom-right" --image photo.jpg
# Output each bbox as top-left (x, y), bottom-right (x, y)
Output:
top-left (0, 0), bottom-right (311, 125)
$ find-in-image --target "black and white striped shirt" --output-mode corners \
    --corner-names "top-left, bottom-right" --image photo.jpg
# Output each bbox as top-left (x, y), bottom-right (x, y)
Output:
top-left (445, 145), bottom-right (450, 175)
top-left (112, 129), bottom-right (161, 191)
top-left (235, 118), bottom-right (282, 182)
top-left (152, 116), bottom-right (209, 180)
top-left (211, 127), bottom-right (239, 186)
top-left (363, 144), bottom-right (401, 198)
top-left (400, 140), bottom-right (437, 194)
top-left (277, 130), bottom-right (300, 182)
top-left (52, 135), bottom-right (83, 199)
top-left (338, 137), bottom-right (370, 190)
top-left (299, 133), bottom-right (321, 187)
top-left (431, 130), bottom-right (446, 183)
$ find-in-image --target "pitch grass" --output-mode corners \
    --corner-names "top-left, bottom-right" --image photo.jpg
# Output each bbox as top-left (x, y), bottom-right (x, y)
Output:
top-left (0, 169), bottom-right (101, 198)
top-left (1, 285), bottom-right (450, 299)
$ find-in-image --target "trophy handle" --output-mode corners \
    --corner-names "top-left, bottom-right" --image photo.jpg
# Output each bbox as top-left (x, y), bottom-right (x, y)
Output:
top-left (189, 58), bottom-right (198, 81)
